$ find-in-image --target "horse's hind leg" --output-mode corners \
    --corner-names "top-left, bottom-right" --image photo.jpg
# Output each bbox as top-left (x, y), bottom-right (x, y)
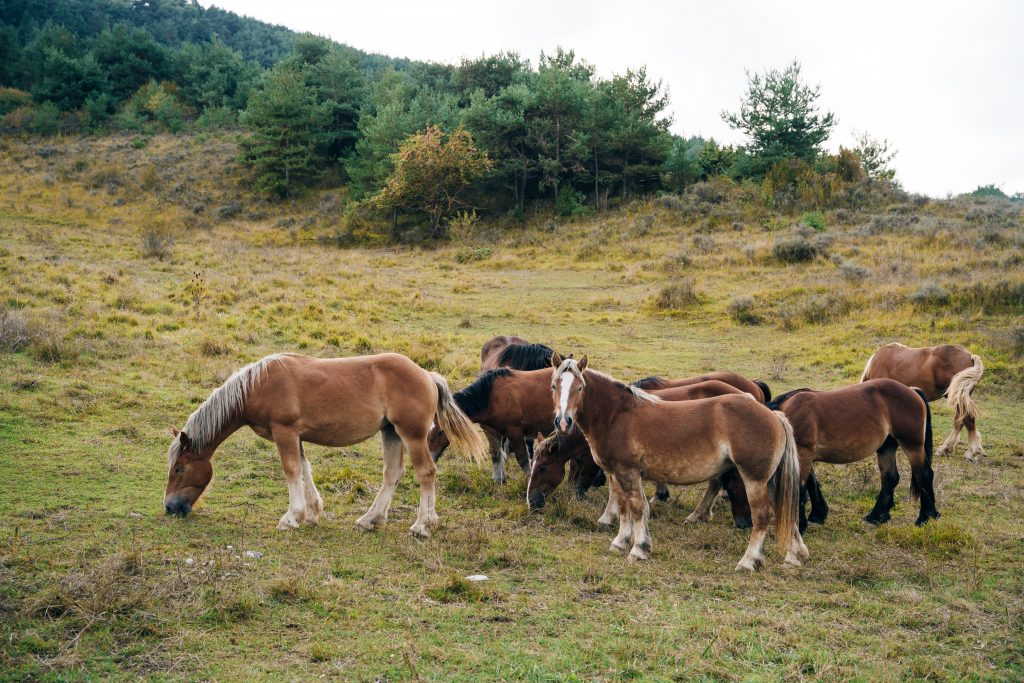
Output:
top-left (401, 428), bottom-right (440, 538)
top-left (865, 439), bottom-right (899, 525)
top-left (607, 475), bottom-right (634, 552)
top-left (735, 480), bottom-right (770, 572)
top-left (905, 442), bottom-right (940, 526)
top-left (619, 471), bottom-right (652, 561)
top-left (272, 427), bottom-right (307, 530)
top-left (963, 414), bottom-right (984, 462)
top-left (486, 429), bottom-right (507, 483)
top-left (806, 469), bottom-right (829, 525)
top-left (684, 479), bottom-right (722, 524)
top-left (597, 480), bottom-right (619, 526)
top-left (356, 426), bottom-right (405, 532)
top-left (936, 415), bottom-right (964, 458)
top-left (650, 482), bottom-right (671, 506)
top-left (299, 443), bottom-right (324, 524)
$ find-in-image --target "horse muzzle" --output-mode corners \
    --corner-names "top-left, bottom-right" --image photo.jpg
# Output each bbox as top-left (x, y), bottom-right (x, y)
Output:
top-left (164, 497), bottom-right (192, 516)
top-left (554, 415), bottom-right (573, 433)
top-left (528, 490), bottom-right (546, 511)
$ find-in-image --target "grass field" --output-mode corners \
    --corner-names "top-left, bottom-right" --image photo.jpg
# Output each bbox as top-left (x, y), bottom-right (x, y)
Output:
top-left (1, 134), bottom-right (1023, 681)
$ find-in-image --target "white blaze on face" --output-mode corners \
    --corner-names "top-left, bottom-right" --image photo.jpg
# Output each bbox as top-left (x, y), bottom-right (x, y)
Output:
top-left (558, 371), bottom-right (575, 431)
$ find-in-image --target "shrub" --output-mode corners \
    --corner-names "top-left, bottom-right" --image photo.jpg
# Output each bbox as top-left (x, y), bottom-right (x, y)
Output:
top-left (28, 326), bottom-right (78, 363)
top-left (729, 295), bottom-right (761, 324)
top-left (692, 234), bottom-right (716, 254)
top-left (0, 307), bottom-right (31, 352)
top-left (661, 252), bottom-right (693, 273)
top-left (653, 278), bottom-right (701, 309)
top-left (772, 235), bottom-right (826, 263)
top-left (799, 210), bottom-right (826, 231)
top-left (838, 260), bottom-right (871, 282)
top-left (140, 227), bottom-right (174, 260)
top-left (454, 247), bottom-right (491, 263)
top-left (800, 292), bottom-right (850, 324)
top-left (909, 282), bottom-right (949, 308)
top-left (556, 186), bottom-right (588, 217)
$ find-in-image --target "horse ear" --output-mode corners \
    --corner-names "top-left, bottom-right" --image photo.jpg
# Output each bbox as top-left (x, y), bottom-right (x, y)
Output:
top-left (536, 432), bottom-right (545, 442)
top-left (178, 431), bottom-right (193, 451)
top-left (551, 352), bottom-right (563, 368)
top-left (578, 355), bottom-right (589, 372)
top-left (167, 425), bottom-right (180, 438)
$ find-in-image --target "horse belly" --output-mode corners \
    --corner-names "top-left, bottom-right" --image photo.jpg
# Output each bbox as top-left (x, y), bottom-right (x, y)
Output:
top-left (640, 442), bottom-right (729, 486)
top-left (299, 406), bottom-right (386, 448)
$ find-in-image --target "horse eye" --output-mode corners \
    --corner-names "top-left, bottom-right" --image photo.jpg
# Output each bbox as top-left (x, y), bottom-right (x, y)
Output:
top-left (577, 386), bottom-right (583, 392)
top-left (174, 466), bottom-right (184, 474)
top-left (550, 385), bottom-right (556, 390)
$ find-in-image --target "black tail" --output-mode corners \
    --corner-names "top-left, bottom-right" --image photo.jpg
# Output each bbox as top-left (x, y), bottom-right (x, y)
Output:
top-left (631, 376), bottom-right (667, 390)
top-left (910, 387), bottom-right (933, 499)
top-left (754, 380), bottom-right (772, 403)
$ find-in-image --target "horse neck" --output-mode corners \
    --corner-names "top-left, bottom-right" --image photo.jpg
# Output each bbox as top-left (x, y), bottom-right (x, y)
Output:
top-left (197, 415), bottom-right (246, 461)
top-left (575, 371), bottom-right (628, 436)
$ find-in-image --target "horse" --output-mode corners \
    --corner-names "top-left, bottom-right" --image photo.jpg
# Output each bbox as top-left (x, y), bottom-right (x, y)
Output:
top-left (527, 380), bottom-right (754, 528)
top-left (428, 367), bottom-right (555, 479)
top-left (768, 378), bottom-right (938, 531)
top-left (550, 354), bottom-right (806, 570)
top-left (164, 353), bottom-right (486, 537)
top-left (632, 371), bottom-right (772, 403)
top-left (476, 335), bottom-right (558, 480)
top-left (860, 342), bottom-right (984, 461)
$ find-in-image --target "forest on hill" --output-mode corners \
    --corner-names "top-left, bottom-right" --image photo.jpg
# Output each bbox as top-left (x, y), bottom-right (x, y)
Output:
top-left (1, 0), bottom-right (1018, 241)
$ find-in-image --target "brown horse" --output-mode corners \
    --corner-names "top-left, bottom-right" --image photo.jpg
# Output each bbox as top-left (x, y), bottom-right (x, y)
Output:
top-left (768, 378), bottom-right (938, 530)
top-left (550, 354), bottom-right (805, 570)
top-left (476, 335), bottom-right (558, 481)
top-left (861, 342), bottom-right (984, 461)
top-left (164, 353), bottom-right (485, 537)
top-left (527, 380), bottom-right (752, 527)
top-left (633, 371), bottom-right (772, 403)
top-left (428, 367), bottom-right (555, 477)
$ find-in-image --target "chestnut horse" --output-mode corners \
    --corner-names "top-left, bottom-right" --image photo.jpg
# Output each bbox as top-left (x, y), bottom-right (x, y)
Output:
top-left (633, 371), bottom-right (772, 403)
top-left (164, 353), bottom-right (485, 537)
top-left (550, 354), bottom-right (805, 570)
top-left (476, 335), bottom-right (558, 481)
top-left (861, 342), bottom-right (984, 461)
top-left (428, 367), bottom-right (555, 478)
top-left (768, 378), bottom-right (938, 530)
top-left (527, 380), bottom-right (753, 528)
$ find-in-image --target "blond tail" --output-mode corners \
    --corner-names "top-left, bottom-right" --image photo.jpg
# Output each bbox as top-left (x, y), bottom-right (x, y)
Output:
top-left (945, 354), bottom-right (983, 423)
top-left (859, 351), bottom-right (876, 383)
top-left (430, 372), bottom-right (487, 466)
top-left (770, 411), bottom-right (800, 556)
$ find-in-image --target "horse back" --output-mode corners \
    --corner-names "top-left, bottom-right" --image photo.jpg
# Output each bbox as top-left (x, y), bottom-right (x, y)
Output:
top-left (866, 343), bottom-right (973, 400)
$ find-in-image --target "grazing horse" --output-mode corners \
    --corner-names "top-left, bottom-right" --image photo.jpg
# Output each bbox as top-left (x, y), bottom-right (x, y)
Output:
top-left (477, 335), bottom-right (559, 481)
top-left (633, 372), bottom-right (772, 403)
top-left (428, 367), bottom-right (555, 477)
top-left (527, 380), bottom-right (754, 528)
top-left (550, 354), bottom-right (806, 570)
top-left (861, 343), bottom-right (984, 461)
top-left (164, 353), bottom-right (485, 537)
top-left (768, 379), bottom-right (938, 531)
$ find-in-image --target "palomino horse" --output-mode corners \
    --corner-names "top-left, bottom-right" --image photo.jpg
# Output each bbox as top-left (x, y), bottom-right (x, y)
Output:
top-left (527, 380), bottom-right (753, 528)
top-left (428, 367), bottom-right (554, 477)
top-left (164, 353), bottom-right (485, 537)
top-left (477, 335), bottom-right (559, 481)
top-left (550, 354), bottom-right (806, 570)
top-left (768, 378), bottom-right (938, 530)
top-left (633, 372), bottom-right (772, 403)
top-left (861, 343), bottom-right (984, 461)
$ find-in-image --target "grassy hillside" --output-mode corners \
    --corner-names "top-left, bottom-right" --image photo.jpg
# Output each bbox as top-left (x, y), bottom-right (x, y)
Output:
top-left (1, 134), bottom-right (1023, 680)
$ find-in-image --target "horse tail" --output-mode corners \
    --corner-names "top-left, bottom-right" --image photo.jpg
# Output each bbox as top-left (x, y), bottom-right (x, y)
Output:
top-left (859, 351), bottom-right (876, 383)
top-left (770, 411), bottom-right (800, 554)
top-left (910, 387), bottom-right (934, 499)
top-left (945, 354), bottom-right (983, 425)
top-left (753, 380), bottom-right (772, 403)
top-left (430, 372), bottom-right (487, 465)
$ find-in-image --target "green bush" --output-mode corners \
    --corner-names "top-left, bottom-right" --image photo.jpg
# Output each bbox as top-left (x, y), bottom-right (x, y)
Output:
top-left (799, 210), bottom-right (826, 231)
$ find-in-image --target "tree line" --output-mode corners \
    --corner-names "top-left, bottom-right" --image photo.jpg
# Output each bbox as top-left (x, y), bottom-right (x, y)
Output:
top-left (1, 0), bottom-right (915, 238)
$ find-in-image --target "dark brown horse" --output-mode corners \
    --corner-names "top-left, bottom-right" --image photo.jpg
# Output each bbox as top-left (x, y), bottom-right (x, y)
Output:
top-left (550, 354), bottom-right (805, 570)
top-left (164, 353), bottom-right (485, 537)
top-left (861, 343), bottom-right (984, 461)
top-left (768, 378), bottom-right (938, 530)
top-left (476, 335), bottom-right (558, 481)
top-left (633, 371), bottom-right (772, 403)
top-left (527, 380), bottom-right (753, 528)
top-left (428, 367), bottom-right (555, 477)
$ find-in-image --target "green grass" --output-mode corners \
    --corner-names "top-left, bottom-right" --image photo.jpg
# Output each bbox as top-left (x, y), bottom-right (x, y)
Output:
top-left (1, 135), bottom-right (1023, 680)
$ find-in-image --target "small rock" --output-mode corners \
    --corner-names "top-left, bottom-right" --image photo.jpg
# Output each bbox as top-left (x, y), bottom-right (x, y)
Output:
top-left (465, 574), bottom-right (488, 582)
top-left (185, 558), bottom-right (194, 565)
top-left (243, 550), bottom-right (263, 559)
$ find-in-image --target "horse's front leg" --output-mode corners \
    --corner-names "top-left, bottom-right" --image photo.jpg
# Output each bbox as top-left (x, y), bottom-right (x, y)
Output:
top-left (607, 475), bottom-right (633, 552)
top-left (685, 479), bottom-right (722, 524)
top-left (484, 428), bottom-right (507, 483)
top-left (272, 426), bottom-right (307, 530)
top-left (507, 429), bottom-right (531, 475)
top-left (597, 482), bottom-right (619, 525)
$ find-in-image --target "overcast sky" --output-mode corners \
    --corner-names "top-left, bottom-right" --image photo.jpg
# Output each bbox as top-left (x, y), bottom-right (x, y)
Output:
top-left (204, 0), bottom-right (1023, 197)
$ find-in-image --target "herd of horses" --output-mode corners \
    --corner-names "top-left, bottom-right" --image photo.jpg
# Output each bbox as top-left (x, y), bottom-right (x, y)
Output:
top-left (163, 336), bottom-right (984, 570)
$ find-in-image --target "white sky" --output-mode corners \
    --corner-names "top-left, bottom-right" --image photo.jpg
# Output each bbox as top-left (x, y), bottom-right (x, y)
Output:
top-left (204, 0), bottom-right (1024, 197)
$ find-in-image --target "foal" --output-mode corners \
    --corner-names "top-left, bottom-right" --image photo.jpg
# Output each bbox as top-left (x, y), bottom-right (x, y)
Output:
top-left (550, 354), bottom-right (806, 570)
top-left (861, 342), bottom-right (984, 461)
top-left (164, 353), bottom-right (485, 537)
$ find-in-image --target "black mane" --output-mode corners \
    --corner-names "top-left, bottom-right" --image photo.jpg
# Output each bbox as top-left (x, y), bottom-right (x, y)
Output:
top-left (767, 387), bottom-right (814, 410)
top-left (630, 376), bottom-right (667, 390)
top-left (496, 342), bottom-right (555, 371)
top-left (454, 368), bottom-right (512, 417)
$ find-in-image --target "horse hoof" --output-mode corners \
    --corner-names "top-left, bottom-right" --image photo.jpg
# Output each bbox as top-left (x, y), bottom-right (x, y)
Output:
top-left (409, 523), bottom-right (431, 538)
top-left (609, 541), bottom-right (629, 554)
top-left (783, 552), bottom-right (804, 567)
top-left (734, 516), bottom-right (753, 530)
top-left (684, 513), bottom-right (710, 524)
top-left (808, 511), bottom-right (828, 524)
top-left (276, 515), bottom-right (300, 530)
top-left (596, 515), bottom-right (615, 527)
top-left (355, 515), bottom-right (383, 532)
top-left (864, 513), bottom-right (889, 526)
top-left (628, 546), bottom-right (651, 562)
top-left (735, 556), bottom-right (764, 572)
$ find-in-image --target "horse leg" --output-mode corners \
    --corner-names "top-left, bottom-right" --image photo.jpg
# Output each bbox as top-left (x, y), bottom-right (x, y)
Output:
top-left (620, 472), bottom-right (652, 561)
top-left (936, 414), bottom-right (963, 458)
top-left (607, 475), bottom-right (634, 553)
top-left (963, 414), bottom-right (984, 462)
top-left (905, 442), bottom-right (940, 526)
top-left (273, 427), bottom-right (307, 530)
top-left (865, 439), bottom-right (899, 525)
top-left (806, 469), bottom-right (829, 525)
top-left (721, 468), bottom-right (752, 529)
top-left (684, 479), bottom-right (722, 524)
top-left (799, 481), bottom-right (809, 533)
top-left (403, 430), bottom-right (439, 538)
top-left (649, 482), bottom-right (670, 505)
top-left (355, 426), bottom-right (405, 532)
top-left (486, 429), bottom-right (507, 484)
top-left (597, 479), bottom-right (619, 526)
top-left (735, 480), bottom-right (771, 572)
top-left (507, 429), bottom-right (532, 476)
top-left (299, 443), bottom-right (324, 524)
